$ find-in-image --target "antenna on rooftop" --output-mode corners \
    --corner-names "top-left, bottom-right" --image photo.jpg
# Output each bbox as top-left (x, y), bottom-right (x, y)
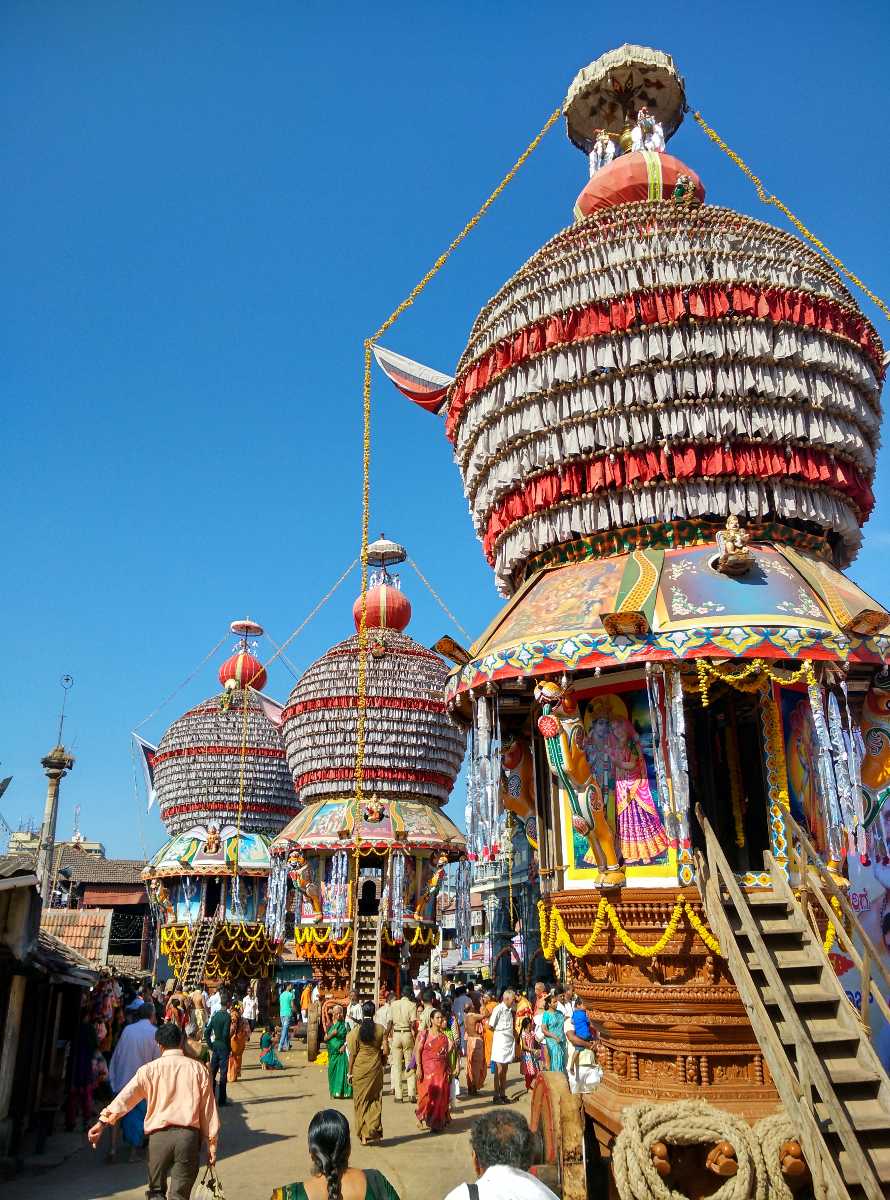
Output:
top-left (56, 675), bottom-right (74, 745)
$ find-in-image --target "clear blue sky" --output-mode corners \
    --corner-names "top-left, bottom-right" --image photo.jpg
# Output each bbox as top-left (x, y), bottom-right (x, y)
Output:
top-left (4, 2), bottom-right (890, 857)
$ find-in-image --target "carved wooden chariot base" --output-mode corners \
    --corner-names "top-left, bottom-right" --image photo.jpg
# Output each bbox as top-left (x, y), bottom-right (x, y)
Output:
top-left (554, 888), bottom-right (779, 1151)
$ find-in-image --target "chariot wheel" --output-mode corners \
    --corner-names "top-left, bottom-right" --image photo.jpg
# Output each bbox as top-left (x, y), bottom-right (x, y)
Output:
top-left (307, 1001), bottom-right (321, 1063)
top-left (529, 1071), bottom-right (587, 1200)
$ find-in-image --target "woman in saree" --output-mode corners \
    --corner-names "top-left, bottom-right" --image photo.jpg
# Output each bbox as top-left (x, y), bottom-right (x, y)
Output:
top-left (514, 989), bottom-right (533, 1037)
top-left (228, 1003), bottom-right (250, 1082)
top-left (415, 1010), bottom-right (451, 1133)
top-left (540, 994), bottom-right (567, 1073)
top-left (463, 1008), bottom-right (487, 1094)
top-left (345, 1001), bottom-right (388, 1145)
top-left (519, 1016), bottom-right (542, 1090)
top-left (480, 989), bottom-right (497, 1076)
top-left (259, 1022), bottom-right (285, 1070)
top-left (270, 1108), bottom-right (400, 1200)
top-left (324, 1004), bottom-right (352, 1099)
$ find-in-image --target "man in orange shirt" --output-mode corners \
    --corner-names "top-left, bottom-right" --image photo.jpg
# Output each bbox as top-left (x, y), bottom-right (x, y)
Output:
top-left (88, 1022), bottom-right (219, 1200)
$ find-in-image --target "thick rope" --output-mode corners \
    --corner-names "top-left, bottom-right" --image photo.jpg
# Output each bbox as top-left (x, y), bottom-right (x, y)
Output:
top-left (752, 1114), bottom-right (801, 1200)
top-left (611, 1100), bottom-right (768, 1200)
top-left (354, 106), bottom-right (562, 804)
top-left (693, 111), bottom-right (890, 324)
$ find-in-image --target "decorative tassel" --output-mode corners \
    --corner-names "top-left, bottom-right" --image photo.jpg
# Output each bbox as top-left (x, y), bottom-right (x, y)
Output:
top-left (264, 855), bottom-right (289, 942)
top-left (665, 667), bottom-right (691, 842)
top-left (645, 666), bottom-right (673, 841)
top-left (806, 671), bottom-right (844, 861)
top-left (391, 850), bottom-right (405, 943)
top-left (329, 849), bottom-right (349, 938)
top-left (455, 858), bottom-right (472, 954)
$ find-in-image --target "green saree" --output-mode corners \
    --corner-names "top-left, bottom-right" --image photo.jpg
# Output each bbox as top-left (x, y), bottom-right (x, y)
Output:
top-left (325, 1019), bottom-right (352, 1099)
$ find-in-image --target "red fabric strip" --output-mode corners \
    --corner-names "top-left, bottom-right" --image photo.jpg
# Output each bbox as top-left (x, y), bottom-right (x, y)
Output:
top-left (294, 766), bottom-right (455, 791)
top-left (445, 282), bottom-right (884, 441)
top-left (282, 695), bottom-right (446, 721)
top-left (159, 800), bottom-right (299, 818)
top-left (154, 744), bottom-right (287, 764)
top-left (481, 441), bottom-right (874, 562)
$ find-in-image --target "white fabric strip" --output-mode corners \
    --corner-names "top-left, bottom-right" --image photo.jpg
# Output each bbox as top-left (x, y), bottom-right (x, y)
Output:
top-left (488, 480), bottom-right (863, 594)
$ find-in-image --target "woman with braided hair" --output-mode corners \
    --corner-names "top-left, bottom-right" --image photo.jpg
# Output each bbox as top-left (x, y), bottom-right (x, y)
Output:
top-left (345, 1002), bottom-right (389, 1145)
top-left (269, 1108), bottom-right (400, 1200)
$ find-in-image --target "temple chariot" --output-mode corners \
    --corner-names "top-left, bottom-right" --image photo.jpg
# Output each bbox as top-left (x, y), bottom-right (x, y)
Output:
top-left (268, 537), bottom-right (466, 1044)
top-left (143, 620), bottom-right (300, 988)
top-left (428, 43), bottom-right (890, 1200)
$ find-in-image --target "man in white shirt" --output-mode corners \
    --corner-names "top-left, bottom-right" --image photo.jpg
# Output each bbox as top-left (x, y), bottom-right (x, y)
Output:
top-left (106, 1003), bottom-right (160, 1161)
top-left (375, 990), bottom-right (394, 1034)
top-left (442, 1109), bottom-right (558, 1200)
top-left (345, 990), bottom-right (364, 1031)
top-left (206, 987), bottom-right (221, 1017)
top-left (487, 989), bottom-right (516, 1105)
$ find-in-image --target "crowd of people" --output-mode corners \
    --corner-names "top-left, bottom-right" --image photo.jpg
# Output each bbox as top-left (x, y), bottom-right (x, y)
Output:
top-left (70, 972), bottom-right (593, 1199)
top-left (312, 977), bottom-right (601, 1138)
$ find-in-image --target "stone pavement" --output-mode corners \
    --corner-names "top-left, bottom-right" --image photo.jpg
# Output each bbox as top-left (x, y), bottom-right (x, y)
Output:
top-left (7, 1042), bottom-right (533, 1200)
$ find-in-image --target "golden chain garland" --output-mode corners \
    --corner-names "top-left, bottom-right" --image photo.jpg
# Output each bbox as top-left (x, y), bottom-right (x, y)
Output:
top-left (537, 896), bottom-right (723, 961)
top-left (693, 111), bottom-right (890, 323)
top-left (354, 107), bottom-right (562, 805)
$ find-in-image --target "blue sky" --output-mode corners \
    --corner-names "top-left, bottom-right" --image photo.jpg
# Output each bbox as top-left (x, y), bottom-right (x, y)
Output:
top-left (4, 2), bottom-right (890, 857)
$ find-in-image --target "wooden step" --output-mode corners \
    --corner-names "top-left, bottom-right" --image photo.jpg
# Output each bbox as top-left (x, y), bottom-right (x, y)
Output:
top-left (823, 1059), bottom-right (883, 1089)
top-left (741, 891), bottom-right (788, 908)
top-left (762, 981), bottom-right (839, 1007)
top-left (744, 947), bottom-right (824, 972)
top-left (816, 1099), bottom-right (890, 1133)
top-left (839, 1145), bottom-right (890, 1185)
top-left (730, 914), bottom-right (806, 937)
top-left (776, 1018), bottom-right (860, 1047)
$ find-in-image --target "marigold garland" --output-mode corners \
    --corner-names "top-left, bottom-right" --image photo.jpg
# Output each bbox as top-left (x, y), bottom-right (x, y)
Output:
top-left (537, 896), bottom-right (723, 961)
top-left (692, 658), bottom-right (816, 708)
top-left (823, 895), bottom-right (844, 954)
top-left (294, 926), bottom-right (352, 948)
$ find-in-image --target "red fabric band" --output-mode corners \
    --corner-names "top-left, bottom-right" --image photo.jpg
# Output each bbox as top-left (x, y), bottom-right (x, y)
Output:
top-left (481, 440), bottom-right (874, 561)
top-left (159, 800), bottom-right (298, 819)
top-left (282, 695), bottom-right (446, 722)
top-left (153, 744), bottom-right (287, 765)
top-left (294, 766), bottom-right (455, 792)
top-left (445, 283), bottom-right (884, 441)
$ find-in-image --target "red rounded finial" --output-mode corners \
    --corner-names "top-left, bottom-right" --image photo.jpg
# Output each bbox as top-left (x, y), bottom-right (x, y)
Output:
top-left (353, 583), bottom-right (411, 633)
top-left (219, 650), bottom-right (267, 692)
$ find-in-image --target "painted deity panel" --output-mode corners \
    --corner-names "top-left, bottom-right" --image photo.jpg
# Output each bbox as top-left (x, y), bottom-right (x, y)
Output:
top-left (781, 690), bottom-right (825, 852)
top-left (564, 686), bottom-right (670, 879)
top-left (483, 557), bottom-right (626, 650)
top-left (653, 546), bottom-right (832, 631)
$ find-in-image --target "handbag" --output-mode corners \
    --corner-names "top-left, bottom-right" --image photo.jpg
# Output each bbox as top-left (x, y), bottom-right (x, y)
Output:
top-left (191, 1166), bottom-right (225, 1200)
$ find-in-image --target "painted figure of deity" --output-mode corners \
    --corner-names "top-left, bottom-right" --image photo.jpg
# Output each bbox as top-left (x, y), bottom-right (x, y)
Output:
top-left (610, 718), bottom-right (669, 864)
top-left (535, 681), bottom-right (624, 887)
top-left (630, 105), bottom-right (665, 152)
top-left (288, 848), bottom-right (323, 917)
top-left (500, 734), bottom-right (537, 848)
top-left (414, 851), bottom-right (448, 920)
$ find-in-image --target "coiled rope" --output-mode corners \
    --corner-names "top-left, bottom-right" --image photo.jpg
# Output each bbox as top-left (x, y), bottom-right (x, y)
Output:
top-left (611, 1100), bottom-right (769, 1200)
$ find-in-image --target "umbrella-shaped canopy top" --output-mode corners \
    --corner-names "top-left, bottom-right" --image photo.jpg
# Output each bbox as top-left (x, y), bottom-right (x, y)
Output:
top-left (564, 44), bottom-right (687, 152)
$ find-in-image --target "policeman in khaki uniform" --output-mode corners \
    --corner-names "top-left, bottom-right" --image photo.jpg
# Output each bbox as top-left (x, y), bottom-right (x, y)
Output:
top-left (388, 991), bottom-right (418, 1102)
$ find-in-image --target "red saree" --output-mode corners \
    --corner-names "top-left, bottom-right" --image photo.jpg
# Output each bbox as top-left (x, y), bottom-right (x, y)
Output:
top-left (415, 1032), bottom-right (451, 1132)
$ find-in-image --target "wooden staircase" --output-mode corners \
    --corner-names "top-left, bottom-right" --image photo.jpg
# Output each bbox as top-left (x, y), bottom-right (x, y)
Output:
top-left (695, 806), bottom-right (890, 1200)
top-left (351, 916), bottom-right (381, 1004)
top-left (181, 917), bottom-right (217, 989)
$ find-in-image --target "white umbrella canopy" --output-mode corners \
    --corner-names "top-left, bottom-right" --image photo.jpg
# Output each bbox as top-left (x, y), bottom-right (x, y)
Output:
top-left (564, 44), bottom-right (687, 151)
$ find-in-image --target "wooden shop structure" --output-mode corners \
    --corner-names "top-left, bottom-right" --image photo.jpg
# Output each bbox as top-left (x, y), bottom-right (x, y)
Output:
top-left (269, 537), bottom-right (466, 1031)
top-left (143, 620), bottom-right (300, 988)
top-left (433, 43), bottom-right (890, 1200)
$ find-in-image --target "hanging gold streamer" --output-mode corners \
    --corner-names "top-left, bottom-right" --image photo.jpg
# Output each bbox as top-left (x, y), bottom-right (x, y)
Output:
top-left (693, 111), bottom-right (890, 323)
top-left (354, 107), bottom-right (562, 805)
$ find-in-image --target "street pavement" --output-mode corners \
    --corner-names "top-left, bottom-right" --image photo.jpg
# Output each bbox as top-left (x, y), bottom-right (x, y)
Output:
top-left (8, 1041), bottom-right (533, 1200)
